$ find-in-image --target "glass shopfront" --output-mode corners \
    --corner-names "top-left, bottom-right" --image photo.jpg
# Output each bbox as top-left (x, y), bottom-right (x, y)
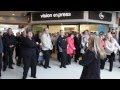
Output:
top-left (31, 11), bottom-right (112, 34)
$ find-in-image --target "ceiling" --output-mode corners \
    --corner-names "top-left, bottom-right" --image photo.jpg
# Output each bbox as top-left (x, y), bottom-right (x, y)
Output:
top-left (0, 11), bottom-right (36, 17)
top-left (0, 11), bottom-right (120, 17)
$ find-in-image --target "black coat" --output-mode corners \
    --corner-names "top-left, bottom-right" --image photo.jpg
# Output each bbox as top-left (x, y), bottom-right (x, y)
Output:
top-left (74, 36), bottom-right (81, 51)
top-left (0, 37), bottom-right (3, 54)
top-left (79, 50), bottom-right (100, 79)
top-left (34, 35), bottom-right (41, 44)
top-left (2, 34), bottom-right (16, 52)
top-left (119, 32), bottom-right (120, 45)
top-left (57, 36), bottom-right (67, 53)
top-left (21, 37), bottom-right (37, 57)
top-left (15, 36), bottom-right (23, 56)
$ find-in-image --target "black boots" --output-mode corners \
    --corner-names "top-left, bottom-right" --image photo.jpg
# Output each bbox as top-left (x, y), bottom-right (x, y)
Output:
top-left (60, 65), bottom-right (66, 68)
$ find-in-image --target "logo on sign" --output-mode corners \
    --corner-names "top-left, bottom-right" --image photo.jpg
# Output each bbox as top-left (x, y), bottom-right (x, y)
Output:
top-left (99, 12), bottom-right (104, 20)
top-left (40, 13), bottom-right (71, 19)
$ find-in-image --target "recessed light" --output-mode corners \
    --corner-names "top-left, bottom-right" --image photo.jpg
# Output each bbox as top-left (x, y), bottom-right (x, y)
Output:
top-left (12, 14), bottom-right (15, 16)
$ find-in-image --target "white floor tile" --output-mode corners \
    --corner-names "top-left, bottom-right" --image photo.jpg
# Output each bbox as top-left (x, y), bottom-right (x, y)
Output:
top-left (1, 58), bottom-right (120, 79)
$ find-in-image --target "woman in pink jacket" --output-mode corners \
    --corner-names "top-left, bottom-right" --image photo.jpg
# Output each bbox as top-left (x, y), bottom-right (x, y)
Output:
top-left (66, 33), bottom-right (76, 65)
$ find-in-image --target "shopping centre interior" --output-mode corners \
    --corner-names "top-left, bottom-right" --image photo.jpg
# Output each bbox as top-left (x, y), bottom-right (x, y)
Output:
top-left (1, 11), bottom-right (120, 79)
top-left (0, 11), bottom-right (119, 36)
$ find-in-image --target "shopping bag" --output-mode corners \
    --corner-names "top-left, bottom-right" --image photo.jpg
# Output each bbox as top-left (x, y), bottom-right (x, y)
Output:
top-left (39, 51), bottom-right (43, 56)
top-left (80, 48), bottom-right (85, 54)
top-left (38, 52), bottom-right (43, 61)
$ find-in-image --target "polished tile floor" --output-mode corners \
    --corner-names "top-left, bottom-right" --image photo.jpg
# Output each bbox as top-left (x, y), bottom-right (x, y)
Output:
top-left (1, 57), bottom-right (120, 79)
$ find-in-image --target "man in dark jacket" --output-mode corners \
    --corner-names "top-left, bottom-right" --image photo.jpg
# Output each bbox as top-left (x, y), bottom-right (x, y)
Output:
top-left (15, 32), bottom-right (21, 66)
top-left (74, 33), bottom-right (81, 62)
top-left (0, 36), bottom-right (3, 77)
top-left (22, 30), bottom-right (37, 79)
top-left (2, 28), bottom-right (16, 71)
top-left (57, 30), bottom-right (67, 68)
top-left (16, 31), bottom-right (26, 66)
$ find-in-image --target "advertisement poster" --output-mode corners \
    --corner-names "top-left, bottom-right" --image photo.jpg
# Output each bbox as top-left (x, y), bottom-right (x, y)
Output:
top-left (98, 26), bottom-right (106, 33)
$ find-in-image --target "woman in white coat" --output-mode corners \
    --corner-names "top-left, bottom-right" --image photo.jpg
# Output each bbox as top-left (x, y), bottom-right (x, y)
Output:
top-left (104, 33), bottom-right (120, 72)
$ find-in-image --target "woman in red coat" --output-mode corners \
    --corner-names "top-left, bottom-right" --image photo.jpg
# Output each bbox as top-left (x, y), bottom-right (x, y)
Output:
top-left (66, 33), bottom-right (76, 65)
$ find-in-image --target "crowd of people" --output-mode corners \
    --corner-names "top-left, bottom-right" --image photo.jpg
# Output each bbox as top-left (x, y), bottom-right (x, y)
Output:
top-left (0, 27), bottom-right (120, 79)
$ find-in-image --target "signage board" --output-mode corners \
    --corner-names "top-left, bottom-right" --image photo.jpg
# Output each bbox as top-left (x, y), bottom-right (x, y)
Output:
top-left (32, 11), bottom-right (84, 21)
top-left (89, 11), bottom-right (112, 22)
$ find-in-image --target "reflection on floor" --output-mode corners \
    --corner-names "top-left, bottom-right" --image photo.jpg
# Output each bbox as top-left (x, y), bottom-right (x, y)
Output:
top-left (1, 57), bottom-right (120, 79)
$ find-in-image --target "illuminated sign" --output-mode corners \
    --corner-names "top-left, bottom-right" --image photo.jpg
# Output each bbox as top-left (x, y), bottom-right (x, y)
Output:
top-left (32, 11), bottom-right (83, 21)
top-left (89, 11), bottom-right (112, 22)
top-left (99, 12), bottom-right (104, 20)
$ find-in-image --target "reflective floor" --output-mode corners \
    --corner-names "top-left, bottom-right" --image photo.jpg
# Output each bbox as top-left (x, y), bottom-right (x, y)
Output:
top-left (1, 57), bottom-right (120, 79)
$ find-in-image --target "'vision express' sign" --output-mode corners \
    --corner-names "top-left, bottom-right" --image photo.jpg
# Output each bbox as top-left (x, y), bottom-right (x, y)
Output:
top-left (32, 11), bottom-right (83, 21)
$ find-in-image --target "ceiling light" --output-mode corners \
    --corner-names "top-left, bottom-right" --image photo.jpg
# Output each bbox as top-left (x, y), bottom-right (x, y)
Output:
top-left (12, 14), bottom-right (15, 16)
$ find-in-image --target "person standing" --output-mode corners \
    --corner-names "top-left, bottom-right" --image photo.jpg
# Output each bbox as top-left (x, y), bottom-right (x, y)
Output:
top-left (17, 31), bottom-right (26, 66)
top-left (57, 30), bottom-right (67, 68)
top-left (80, 30), bottom-right (90, 55)
top-left (2, 28), bottom-right (16, 71)
top-left (22, 30), bottom-right (37, 79)
top-left (104, 33), bottom-right (120, 71)
top-left (56, 32), bottom-right (61, 62)
top-left (118, 31), bottom-right (120, 71)
top-left (0, 35), bottom-right (3, 77)
top-left (74, 33), bottom-right (81, 62)
top-left (15, 32), bottom-right (21, 66)
top-left (35, 32), bottom-right (44, 67)
top-left (41, 28), bottom-right (53, 69)
top-left (111, 31), bottom-right (117, 62)
top-left (99, 32), bottom-right (106, 70)
top-left (66, 33), bottom-right (76, 65)
top-left (79, 36), bottom-right (106, 79)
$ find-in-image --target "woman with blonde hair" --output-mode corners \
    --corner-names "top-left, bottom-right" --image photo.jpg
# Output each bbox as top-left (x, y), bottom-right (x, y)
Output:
top-left (79, 35), bottom-right (106, 79)
top-left (103, 33), bottom-right (120, 71)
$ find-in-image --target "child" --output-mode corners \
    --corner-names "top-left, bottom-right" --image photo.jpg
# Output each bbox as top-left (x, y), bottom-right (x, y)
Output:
top-left (37, 42), bottom-right (44, 67)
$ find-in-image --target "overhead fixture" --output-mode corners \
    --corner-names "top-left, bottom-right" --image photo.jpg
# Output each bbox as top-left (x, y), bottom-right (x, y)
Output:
top-left (12, 14), bottom-right (15, 16)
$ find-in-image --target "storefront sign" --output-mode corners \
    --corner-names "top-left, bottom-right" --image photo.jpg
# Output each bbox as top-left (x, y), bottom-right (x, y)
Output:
top-left (99, 12), bottom-right (104, 20)
top-left (89, 11), bottom-right (112, 22)
top-left (32, 11), bottom-right (83, 21)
